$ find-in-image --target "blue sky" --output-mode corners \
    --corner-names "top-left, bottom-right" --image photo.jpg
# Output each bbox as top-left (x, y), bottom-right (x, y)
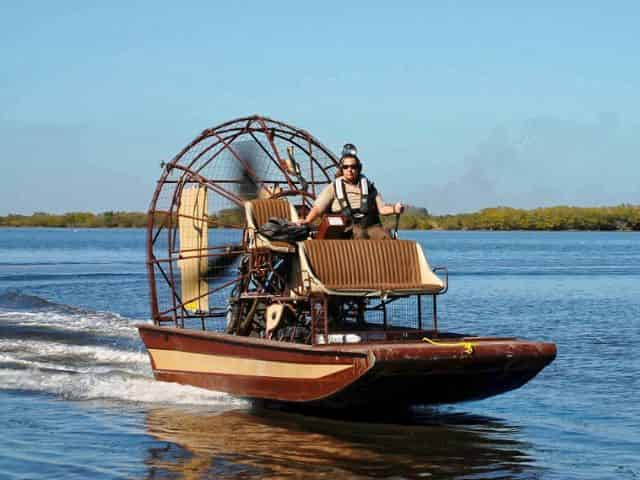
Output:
top-left (1, 1), bottom-right (638, 214)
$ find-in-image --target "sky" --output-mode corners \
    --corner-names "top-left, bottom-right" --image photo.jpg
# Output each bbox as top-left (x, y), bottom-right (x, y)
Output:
top-left (1, 1), bottom-right (639, 215)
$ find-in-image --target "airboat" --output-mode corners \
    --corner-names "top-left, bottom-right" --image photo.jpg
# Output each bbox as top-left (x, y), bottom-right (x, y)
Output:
top-left (138, 115), bottom-right (556, 409)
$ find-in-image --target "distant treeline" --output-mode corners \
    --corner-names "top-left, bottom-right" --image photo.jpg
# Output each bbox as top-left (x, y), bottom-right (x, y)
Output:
top-left (381, 204), bottom-right (640, 231)
top-left (2, 205), bottom-right (640, 230)
top-left (0, 211), bottom-right (149, 228)
top-left (0, 210), bottom-right (245, 229)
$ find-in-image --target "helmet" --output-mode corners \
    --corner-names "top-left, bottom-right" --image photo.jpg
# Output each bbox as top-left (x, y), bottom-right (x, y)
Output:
top-left (341, 143), bottom-right (358, 160)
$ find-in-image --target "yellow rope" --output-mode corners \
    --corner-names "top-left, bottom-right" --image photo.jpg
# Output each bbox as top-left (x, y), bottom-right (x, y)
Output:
top-left (422, 337), bottom-right (474, 355)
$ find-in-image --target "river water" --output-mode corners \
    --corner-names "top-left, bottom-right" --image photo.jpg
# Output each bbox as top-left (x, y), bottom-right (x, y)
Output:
top-left (0, 228), bottom-right (638, 479)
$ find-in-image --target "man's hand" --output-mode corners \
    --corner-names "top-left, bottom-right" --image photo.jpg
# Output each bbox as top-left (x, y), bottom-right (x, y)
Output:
top-left (299, 205), bottom-right (321, 225)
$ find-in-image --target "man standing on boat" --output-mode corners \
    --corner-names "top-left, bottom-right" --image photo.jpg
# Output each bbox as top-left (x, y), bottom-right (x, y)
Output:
top-left (300, 143), bottom-right (404, 239)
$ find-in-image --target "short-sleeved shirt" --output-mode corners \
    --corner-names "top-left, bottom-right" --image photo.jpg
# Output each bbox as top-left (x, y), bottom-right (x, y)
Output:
top-left (314, 176), bottom-right (385, 214)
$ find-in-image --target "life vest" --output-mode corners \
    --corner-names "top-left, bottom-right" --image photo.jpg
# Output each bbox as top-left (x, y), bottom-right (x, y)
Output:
top-left (334, 176), bottom-right (379, 225)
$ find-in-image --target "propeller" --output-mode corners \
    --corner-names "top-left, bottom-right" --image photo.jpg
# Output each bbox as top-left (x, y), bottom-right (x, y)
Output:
top-left (205, 139), bottom-right (262, 280)
top-left (206, 245), bottom-right (243, 278)
top-left (232, 139), bottom-right (262, 201)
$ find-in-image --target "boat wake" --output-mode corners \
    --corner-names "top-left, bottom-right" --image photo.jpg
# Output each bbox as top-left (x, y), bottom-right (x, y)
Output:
top-left (0, 292), bottom-right (246, 407)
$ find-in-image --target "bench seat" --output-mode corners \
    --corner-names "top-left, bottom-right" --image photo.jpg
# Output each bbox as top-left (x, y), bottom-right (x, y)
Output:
top-left (299, 239), bottom-right (444, 296)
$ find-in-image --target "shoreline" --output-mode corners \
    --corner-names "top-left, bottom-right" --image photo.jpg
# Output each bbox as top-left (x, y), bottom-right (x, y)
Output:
top-left (2, 205), bottom-right (639, 231)
top-left (1, 225), bottom-right (637, 233)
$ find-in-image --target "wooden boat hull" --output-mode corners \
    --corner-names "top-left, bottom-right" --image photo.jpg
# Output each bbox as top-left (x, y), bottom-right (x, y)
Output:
top-left (319, 340), bottom-right (556, 408)
top-left (138, 325), bottom-right (556, 408)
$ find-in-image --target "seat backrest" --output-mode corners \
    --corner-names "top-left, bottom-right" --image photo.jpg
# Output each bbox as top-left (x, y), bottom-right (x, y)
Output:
top-left (249, 199), bottom-right (295, 228)
top-left (300, 239), bottom-right (444, 294)
top-left (244, 198), bottom-right (300, 252)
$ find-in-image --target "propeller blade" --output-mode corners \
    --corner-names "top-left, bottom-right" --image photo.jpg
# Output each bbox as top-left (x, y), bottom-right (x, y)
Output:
top-left (232, 140), bottom-right (261, 201)
top-left (205, 244), bottom-right (243, 279)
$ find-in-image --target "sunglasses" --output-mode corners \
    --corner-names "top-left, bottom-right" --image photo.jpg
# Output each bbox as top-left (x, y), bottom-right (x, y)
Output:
top-left (342, 164), bottom-right (359, 170)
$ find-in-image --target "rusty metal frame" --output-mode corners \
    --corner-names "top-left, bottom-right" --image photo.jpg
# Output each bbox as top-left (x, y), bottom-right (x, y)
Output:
top-left (157, 274), bottom-right (245, 318)
top-left (310, 295), bottom-right (328, 345)
top-left (147, 115), bottom-right (339, 326)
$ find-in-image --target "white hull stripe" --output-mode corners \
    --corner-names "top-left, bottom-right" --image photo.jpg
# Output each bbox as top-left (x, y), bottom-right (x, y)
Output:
top-left (148, 349), bottom-right (353, 379)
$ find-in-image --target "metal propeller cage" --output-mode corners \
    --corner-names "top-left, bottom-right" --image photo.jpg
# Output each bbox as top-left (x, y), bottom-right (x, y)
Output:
top-left (146, 115), bottom-right (339, 326)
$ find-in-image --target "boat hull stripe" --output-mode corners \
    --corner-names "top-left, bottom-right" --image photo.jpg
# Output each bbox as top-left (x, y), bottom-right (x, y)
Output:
top-left (148, 348), bottom-right (353, 379)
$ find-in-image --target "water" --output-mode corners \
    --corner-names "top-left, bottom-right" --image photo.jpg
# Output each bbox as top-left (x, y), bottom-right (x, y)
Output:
top-left (0, 228), bottom-right (638, 479)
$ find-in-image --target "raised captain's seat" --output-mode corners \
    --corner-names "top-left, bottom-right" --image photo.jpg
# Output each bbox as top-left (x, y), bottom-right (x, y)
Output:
top-left (245, 198), bottom-right (300, 252)
top-left (299, 239), bottom-right (444, 296)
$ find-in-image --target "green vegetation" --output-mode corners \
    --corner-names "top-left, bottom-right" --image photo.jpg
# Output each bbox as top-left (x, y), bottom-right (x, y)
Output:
top-left (385, 204), bottom-right (640, 231)
top-left (2, 204), bottom-right (640, 230)
top-left (0, 211), bottom-right (149, 228)
top-left (214, 208), bottom-right (244, 227)
top-left (0, 210), bottom-right (244, 229)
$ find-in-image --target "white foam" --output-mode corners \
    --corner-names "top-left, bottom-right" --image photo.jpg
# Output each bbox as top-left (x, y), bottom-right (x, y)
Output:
top-left (0, 303), bottom-right (247, 407)
top-left (0, 365), bottom-right (247, 407)
top-left (0, 310), bottom-right (143, 338)
top-left (0, 338), bottom-right (149, 364)
top-left (0, 343), bottom-right (150, 383)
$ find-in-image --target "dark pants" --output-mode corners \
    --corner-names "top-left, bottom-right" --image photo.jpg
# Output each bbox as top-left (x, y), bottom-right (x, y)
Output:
top-left (352, 223), bottom-right (390, 240)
